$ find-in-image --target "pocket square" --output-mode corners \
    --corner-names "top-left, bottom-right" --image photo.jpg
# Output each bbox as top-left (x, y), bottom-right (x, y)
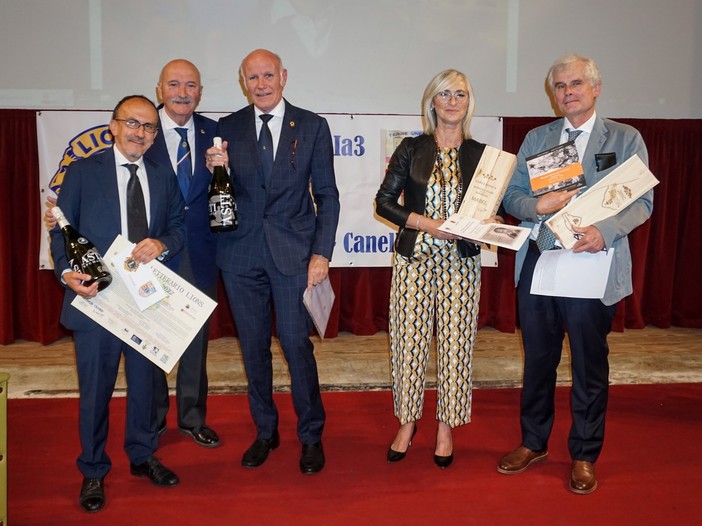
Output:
top-left (595, 152), bottom-right (617, 172)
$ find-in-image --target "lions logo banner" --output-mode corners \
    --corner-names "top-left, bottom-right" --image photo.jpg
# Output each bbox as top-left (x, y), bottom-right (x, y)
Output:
top-left (38, 111), bottom-right (501, 269)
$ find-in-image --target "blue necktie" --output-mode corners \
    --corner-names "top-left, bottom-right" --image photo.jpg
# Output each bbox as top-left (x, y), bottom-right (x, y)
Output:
top-left (175, 127), bottom-right (192, 198)
top-left (535, 128), bottom-right (583, 252)
top-left (124, 163), bottom-right (148, 243)
top-left (258, 114), bottom-right (274, 182)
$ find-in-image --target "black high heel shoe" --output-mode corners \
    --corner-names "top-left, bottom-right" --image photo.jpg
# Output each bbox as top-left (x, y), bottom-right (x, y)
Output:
top-left (433, 451), bottom-right (454, 469)
top-left (387, 424), bottom-right (418, 463)
top-left (434, 428), bottom-right (454, 468)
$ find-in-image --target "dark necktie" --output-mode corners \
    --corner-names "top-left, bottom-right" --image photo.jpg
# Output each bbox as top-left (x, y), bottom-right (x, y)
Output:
top-left (258, 114), bottom-right (274, 181)
top-left (175, 127), bottom-right (192, 198)
top-left (535, 128), bottom-right (583, 252)
top-left (124, 163), bottom-right (148, 243)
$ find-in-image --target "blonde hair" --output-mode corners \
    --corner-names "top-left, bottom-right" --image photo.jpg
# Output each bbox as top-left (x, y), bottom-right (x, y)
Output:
top-left (421, 69), bottom-right (476, 139)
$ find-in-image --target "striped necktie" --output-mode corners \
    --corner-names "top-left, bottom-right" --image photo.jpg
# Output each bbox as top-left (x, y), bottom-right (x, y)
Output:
top-left (175, 127), bottom-right (192, 198)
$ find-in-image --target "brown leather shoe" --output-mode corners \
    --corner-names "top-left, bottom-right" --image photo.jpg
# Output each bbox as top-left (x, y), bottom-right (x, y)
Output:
top-left (570, 460), bottom-right (597, 494)
top-left (497, 446), bottom-right (548, 474)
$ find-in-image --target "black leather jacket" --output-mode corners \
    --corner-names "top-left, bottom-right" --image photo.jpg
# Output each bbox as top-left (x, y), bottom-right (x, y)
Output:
top-left (375, 133), bottom-right (485, 258)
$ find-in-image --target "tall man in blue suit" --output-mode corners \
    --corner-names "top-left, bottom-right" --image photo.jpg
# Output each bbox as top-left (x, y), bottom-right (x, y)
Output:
top-left (497, 55), bottom-right (653, 495)
top-left (207, 49), bottom-right (340, 474)
top-left (149, 59), bottom-right (220, 448)
top-left (50, 95), bottom-right (185, 512)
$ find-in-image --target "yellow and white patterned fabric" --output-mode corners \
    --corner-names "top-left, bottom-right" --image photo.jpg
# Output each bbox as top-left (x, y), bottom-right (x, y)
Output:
top-left (389, 146), bottom-right (481, 428)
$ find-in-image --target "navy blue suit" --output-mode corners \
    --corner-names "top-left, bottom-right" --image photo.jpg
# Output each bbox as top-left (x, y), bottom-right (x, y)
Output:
top-left (148, 109), bottom-right (219, 430)
top-left (216, 100), bottom-right (340, 443)
top-left (50, 147), bottom-right (185, 479)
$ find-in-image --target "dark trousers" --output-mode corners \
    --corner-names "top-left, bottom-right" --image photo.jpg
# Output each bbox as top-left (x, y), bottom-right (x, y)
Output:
top-left (221, 242), bottom-right (324, 444)
top-left (74, 326), bottom-right (157, 479)
top-left (154, 250), bottom-right (216, 430)
top-left (517, 245), bottom-right (616, 462)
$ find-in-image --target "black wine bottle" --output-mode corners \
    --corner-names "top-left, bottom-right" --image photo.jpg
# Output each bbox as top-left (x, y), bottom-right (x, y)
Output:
top-left (208, 136), bottom-right (237, 232)
top-left (52, 206), bottom-right (112, 291)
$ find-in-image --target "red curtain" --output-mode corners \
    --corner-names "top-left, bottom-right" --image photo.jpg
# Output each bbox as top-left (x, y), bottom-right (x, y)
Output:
top-left (0, 110), bottom-right (69, 344)
top-left (1, 110), bottom-right (700, 345)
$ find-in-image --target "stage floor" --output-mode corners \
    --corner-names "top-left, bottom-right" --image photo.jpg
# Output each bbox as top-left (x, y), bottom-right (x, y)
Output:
top-left (2, 326), bottom-right (701, 398)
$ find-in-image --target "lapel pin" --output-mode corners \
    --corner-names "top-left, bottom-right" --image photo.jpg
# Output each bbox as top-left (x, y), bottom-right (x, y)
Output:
top-left (290, 121), bottom-right (295, 128)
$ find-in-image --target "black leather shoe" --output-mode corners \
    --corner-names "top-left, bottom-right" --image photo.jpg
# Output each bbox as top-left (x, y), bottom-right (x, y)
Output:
top-left (387, 424), bottom-right (418, 463)
top-left (434, 452), bottom-right (454, 469)
top-left (79, 477), bottom-right (105, 513)
top-left (179, 425), bottom-right (221, 448)
top-left (300, 442), bottom-right (325, 474)
top-left (157, 420), bottom-right (167, 437)
top-left (241, 431), bottom-right (280, 468)
top-left (130, 457), bottom-right (179, 486)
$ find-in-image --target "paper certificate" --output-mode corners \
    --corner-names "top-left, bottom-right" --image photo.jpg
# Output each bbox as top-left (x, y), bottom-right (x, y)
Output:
top-left (71, 235), bottom-right (217, 373)
top-left (112, 244), bottom-right (167, 310)
top-left (439, 216), bottom-right (530, 251)
top-left (545, 154), bottom-right (658, 249)
top-left (526, 141), bottom-right (585, 196)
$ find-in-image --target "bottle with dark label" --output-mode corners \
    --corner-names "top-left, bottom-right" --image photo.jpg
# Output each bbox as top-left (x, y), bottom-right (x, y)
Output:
top-left (208, 136), bottom-right (237, 232)
top-left (52, 206), bottom-right (112, 291)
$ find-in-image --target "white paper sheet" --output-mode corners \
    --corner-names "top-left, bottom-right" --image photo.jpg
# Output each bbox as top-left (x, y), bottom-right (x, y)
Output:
top-left (111, 243), bottom-right (167, 310)
top-left (530, 248), bottom-right (615, 299)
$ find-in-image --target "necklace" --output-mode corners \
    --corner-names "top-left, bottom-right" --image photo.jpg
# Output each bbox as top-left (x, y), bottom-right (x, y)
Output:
top-left (433, 142), bottom-right (463, 220)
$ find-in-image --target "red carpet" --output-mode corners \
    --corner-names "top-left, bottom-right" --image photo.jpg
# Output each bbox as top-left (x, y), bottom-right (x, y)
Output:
top-left (7, 384), bottom-right (702, 525)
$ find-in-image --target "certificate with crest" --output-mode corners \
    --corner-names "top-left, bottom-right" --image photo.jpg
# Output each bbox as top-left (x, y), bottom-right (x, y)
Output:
top-left (71, 235), bottom-right (217, 373)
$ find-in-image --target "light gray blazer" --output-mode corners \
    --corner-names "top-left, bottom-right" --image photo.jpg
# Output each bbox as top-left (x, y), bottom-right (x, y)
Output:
top-left (503, 116), bottom-right (653, 306)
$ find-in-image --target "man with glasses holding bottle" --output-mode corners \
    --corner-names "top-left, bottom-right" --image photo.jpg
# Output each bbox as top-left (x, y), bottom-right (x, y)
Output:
top-left (50, 94), bottom-right (185, 513)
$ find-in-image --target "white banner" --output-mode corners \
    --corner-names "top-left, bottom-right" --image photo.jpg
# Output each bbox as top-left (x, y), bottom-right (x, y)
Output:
top-left (37, 111), bottom-right (502, 269)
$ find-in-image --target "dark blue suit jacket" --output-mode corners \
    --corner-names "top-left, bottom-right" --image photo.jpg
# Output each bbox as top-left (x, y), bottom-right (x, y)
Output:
top-left (50, 147), bottom-right (185, 331)
top-left (147, 110), bottom-right (218, 289)
top-left (215, 100), bottom-right (340, 276)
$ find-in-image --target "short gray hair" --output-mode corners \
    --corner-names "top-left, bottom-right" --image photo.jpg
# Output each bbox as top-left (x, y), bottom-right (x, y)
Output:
top-left (546, 54), bottom-right (601, 93)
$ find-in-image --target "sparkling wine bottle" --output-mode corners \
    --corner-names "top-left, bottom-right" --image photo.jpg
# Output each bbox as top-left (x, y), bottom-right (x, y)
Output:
top-left (208, 137), bottom-right (237, 232)
top-left (52, 206), bottom-right (112, 291)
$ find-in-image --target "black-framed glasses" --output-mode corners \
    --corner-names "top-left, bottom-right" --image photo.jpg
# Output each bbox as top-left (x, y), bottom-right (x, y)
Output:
top-left (114, 118), bottom-right (158, 134)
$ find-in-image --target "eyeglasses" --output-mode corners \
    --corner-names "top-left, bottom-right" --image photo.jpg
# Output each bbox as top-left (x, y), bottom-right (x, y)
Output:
top-left (114, 118), bottom-right (158, 134)
top-left (435, 90), bottom-right (468, 103)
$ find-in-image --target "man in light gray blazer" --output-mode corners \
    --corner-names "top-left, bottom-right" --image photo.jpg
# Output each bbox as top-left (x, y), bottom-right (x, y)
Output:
top-left (497, 54), bottom-right (653, 495)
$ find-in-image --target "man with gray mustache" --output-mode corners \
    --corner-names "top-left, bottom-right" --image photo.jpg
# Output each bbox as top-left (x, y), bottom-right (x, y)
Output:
top-left (149, 59), bottom-right (221, 448)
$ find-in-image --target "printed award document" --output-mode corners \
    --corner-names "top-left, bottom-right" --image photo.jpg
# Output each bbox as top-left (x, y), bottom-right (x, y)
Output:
top-left (545, 154), bottom-right (658, 249)
top-left (112, 243), bottom-right (167, 310)
top-left (303, 278), bottom-right (335, 340)
top-left (530, 248), bottom-right (614, 299)
top-left (526, 141), bottom-right (585, 196)
top-left (71, 235), bottom-right (218, 373)
top-left (439, 216), bottom-right (530, 251)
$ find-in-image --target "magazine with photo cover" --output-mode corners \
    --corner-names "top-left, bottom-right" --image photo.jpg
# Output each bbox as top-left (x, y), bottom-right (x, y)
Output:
top-left (526, 141), bottom-right (586, 196)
